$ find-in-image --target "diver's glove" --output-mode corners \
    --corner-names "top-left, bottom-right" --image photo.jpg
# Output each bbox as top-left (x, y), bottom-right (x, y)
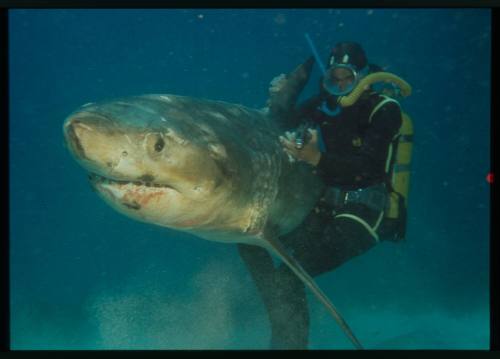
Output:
top-left (269, 73), bottom-right (287, 94)
top-left (279, 128), bottom-right (321, 166)
top-left (263, 74), bottom-right (288, 113)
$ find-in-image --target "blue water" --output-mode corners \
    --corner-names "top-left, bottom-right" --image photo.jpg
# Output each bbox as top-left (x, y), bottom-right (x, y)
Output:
top-left (9, 9), bottom-right (490, 349)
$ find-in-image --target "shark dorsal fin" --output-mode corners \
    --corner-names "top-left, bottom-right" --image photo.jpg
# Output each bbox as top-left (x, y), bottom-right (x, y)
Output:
top-left (266, 57), bottom-right (314, 128)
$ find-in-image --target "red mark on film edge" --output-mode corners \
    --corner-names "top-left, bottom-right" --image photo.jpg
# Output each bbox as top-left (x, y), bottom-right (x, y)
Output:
top-left (486, 172), bottom-right (494, 184)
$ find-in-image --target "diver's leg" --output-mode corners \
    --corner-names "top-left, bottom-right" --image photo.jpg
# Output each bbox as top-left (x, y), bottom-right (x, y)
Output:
top-left (261, 205), bottom-right (380, 350)
top-left (237, 244), bottom-right (309, 349)
top-left (291, 205), bottom-right (380, 277)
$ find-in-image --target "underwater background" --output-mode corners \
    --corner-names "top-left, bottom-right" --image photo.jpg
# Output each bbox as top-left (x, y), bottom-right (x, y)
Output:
top-left (9, 9), bottom-right (490, 349)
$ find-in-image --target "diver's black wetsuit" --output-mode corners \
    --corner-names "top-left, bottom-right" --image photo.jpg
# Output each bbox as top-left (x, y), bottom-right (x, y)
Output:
top-left (238, 91), bottom-right (402, 349)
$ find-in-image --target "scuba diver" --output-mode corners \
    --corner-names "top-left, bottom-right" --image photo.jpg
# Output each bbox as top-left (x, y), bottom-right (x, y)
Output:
top-left (237, 41), bottom-right (413, 349)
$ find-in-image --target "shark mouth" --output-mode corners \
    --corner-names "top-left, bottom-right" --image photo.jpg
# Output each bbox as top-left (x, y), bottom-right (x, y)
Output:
top-left (88, 173), bottom-right (179, 191)
top-left (87, 173), bottom-right (181, 212)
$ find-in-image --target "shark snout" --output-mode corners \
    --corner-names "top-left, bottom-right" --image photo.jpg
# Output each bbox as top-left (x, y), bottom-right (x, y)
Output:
top-left (63, 114), bottom-right (140, 179)
top-left (64, 118), bottom-right (90, 160)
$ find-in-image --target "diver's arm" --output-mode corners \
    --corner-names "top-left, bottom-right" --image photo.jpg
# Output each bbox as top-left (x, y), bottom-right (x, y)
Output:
top-left (280, 128), bottom-right (321, 166)
top-left (316, 101), bottom-right (402, 180)
top-left (287, 95), bottom-right (323, 129)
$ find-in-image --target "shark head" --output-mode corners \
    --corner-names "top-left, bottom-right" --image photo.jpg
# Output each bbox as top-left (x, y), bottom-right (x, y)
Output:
top-left (63, 96), bottom-right (247, 234)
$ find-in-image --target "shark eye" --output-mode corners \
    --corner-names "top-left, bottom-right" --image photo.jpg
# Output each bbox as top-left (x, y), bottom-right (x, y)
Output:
top-left (154, 138), bottom-right (165, 152)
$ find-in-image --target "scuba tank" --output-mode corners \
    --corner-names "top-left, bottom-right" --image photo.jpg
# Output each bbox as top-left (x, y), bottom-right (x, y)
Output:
top-left (383, 109), bottom-right (414, 241)
top-left (387, 111), bottom-right (413, 220)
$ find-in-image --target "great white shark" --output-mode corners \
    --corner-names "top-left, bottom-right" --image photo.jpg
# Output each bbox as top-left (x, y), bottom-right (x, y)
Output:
top-left (63, 58), bottom-right (363, 349)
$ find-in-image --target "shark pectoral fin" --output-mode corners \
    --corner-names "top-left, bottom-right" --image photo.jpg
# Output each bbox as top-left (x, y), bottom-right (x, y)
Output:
top-left (260, 231), bottom-right (364, 350)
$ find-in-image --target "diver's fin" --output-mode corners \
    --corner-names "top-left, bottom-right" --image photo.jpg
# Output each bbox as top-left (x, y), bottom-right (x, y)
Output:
top-left (259, 230), bottom-right (364, 349)
top-left (266, 56), bottom-right (314, 128)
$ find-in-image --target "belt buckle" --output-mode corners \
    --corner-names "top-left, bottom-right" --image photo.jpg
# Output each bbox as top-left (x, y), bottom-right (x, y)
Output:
top-left (343, 191), bottom-right (350, 203)
top-left (344, 189), bottom-right (360, 203)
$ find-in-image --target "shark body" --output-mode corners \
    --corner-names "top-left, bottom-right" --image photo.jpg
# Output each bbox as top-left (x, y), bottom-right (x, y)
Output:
top-left (63, 59), bottom-right (363, 349)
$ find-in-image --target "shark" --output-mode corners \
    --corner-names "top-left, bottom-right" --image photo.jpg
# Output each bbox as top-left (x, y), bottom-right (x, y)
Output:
top-left (62, 58), bottom-right (363, 349)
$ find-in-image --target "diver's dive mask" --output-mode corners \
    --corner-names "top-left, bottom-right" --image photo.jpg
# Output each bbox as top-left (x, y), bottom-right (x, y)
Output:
top-left (322, 63), bottom-right (369, 96)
